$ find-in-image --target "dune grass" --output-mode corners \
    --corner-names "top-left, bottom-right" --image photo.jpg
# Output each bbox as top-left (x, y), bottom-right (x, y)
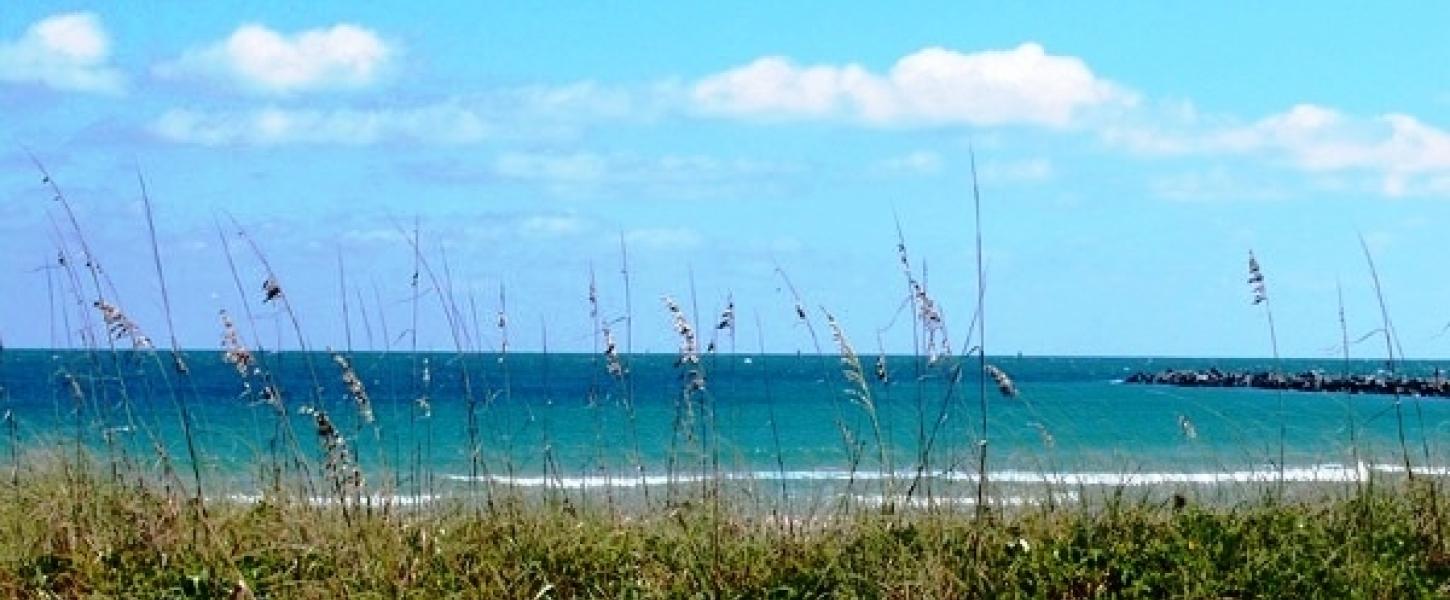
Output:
top-left (8, 160), bottom-right (1450, 598)
top-left (0, 456), bottom-right (1446, 598)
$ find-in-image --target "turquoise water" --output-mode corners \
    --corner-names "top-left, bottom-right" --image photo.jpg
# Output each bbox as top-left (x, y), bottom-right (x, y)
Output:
top-left (2, 350), bottom-right (1447, 500)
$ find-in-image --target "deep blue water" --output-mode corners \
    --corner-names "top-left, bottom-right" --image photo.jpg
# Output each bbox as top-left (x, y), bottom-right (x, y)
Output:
top-left (1, 350), bottom-right (1447, 498)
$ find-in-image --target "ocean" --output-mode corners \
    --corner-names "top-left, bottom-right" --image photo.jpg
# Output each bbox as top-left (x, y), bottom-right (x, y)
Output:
top-left (2, 350), bottom-right (1446, 506)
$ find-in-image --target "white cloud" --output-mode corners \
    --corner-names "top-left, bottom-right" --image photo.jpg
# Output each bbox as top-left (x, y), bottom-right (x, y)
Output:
top-left (489, 151), bottom-right (798, 198)
top-left (876, 150), bottom-right (942, 175)
top-left (692, 43), bottom-right (1134, 128)
top-left (155, 23), bottom-right (390, 94)
top-left (979, 158), bottom-right (1054, 183)
top-left (150, 104), bottom-right (489, 145)
top-left (623, 227), bottom-right (703, 250)
top-left (149, 82), bottom-right (664, 146)
top-left (1149, 168), bottom-right (1288, 202)
top-left (1109, 104), bottom-right (1450, 197)
top-left (519, 214), bottom-right (589, 237)
top-left (1236, 107), bottom-right (1450, 196)
top-left (0, 12), bottom-right (123, 94)
top-left (494, 152), bottom-right (608, 183)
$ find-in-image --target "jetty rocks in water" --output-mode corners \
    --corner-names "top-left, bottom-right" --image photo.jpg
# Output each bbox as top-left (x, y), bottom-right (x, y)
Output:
top-left (1124, 367), bottom-right (1450, 398)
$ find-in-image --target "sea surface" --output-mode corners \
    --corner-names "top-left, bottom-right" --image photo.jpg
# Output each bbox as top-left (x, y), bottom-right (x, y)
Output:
top-left (2, 350), bottom-right (1447, 505)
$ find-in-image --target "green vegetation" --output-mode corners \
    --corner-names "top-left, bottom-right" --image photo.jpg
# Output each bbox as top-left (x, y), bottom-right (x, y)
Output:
top-left (7, 156), bottom-right (1450, 598)
top-left (0, 458), bottom-right (1447, 598)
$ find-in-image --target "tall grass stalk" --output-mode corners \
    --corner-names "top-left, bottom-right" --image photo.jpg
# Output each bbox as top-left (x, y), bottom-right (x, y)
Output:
top-left (397, 227), bottom-right (491, 512)
top-left (754, 313), bottom-right (790, 525)
top-left (214, 220), bottom-right (310, 498)
top-left (1358, 236), bottom-right (1443, 552)
top-left (824, 309), bottom-right (893, 511)
top-left (137, 172), bottom-right (207, 517)
top-left (969, 147), bottom-right (990, 519)
top-left (586, 266), bottom-right (618, 515)
top-left (893, 214), bottom-right (931, 504)
top-left (538, 317), bottom-right (564, 502)
top-left (494, 283), bottom-right (516, 499)
top-left (616, 234), bottom-right (649, 503)
top-left (224, 215), bottom-right (329, 415)
top-left (1247, 250), bottom-right (1286, 495)
top-left (41, 169), bottom-right (192, 507)
top-left (774, 266), bottom-right (857, 496)
top-left (905, 306), bottom-right (980, 504)
top-left (1358, 236), bottom-right (1414, 479)
top-left (1335, 281), bottom-right (1363, 495)
top-left (0, 333), bottom-right (14, 487)
top-left (405, 219), bottom-right (431, 502)
top-left (35, 160), bottom-right (149, 484)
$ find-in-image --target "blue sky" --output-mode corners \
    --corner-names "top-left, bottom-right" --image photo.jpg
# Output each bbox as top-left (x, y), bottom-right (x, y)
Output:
top-left (3, 3), bottom-right (1450, 358)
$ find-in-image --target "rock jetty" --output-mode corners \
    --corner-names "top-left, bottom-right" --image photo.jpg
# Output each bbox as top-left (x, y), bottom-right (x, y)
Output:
top-left (1124, 367), bottom-right (1450, 398)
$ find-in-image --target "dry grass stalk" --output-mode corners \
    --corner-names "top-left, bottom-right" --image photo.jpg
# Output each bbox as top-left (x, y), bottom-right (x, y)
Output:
top-left (300, 406), bottom-right (363, 501)
top-left (665, 296), bottom-right (700, 369)
top-left (602, 325), bottom-right (624, 379)
top-left (261, 277), bottom-right (283, 304)
top-left (1247, 249), bottom-right (1286, 491)
top-left (894, 228), bottom-right (949, 365)
top-left (415, 357), bottom-right (432, 418)
top-left (824, 309), bottom-right (892, 503)
top-left (663, 296), bottom-right (705, 441)
top-left (707, 295), bottom-right (734, 354)
top-left (985, 364), bottom-right (1017, 397)
top-left (332, 353), bottom-right (374, 425)
top-left (219, 310), bottom-right (254, 378)
top-left (93, 300), bottom-right (151, 350)
top-left (825, 313), bottom-right (871, 409)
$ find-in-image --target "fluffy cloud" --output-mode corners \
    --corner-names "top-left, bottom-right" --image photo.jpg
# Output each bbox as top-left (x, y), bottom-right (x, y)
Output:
top-left (150, 104), bottom-right (489, 145)
top-left (692, 43), bottom-right (1133, 128)
top-left (1226, 106), bottom-right (1450, 194)
top-left (1109, 104), bottom-right (1450, 197)
top-left (154, 23), bottom-right (390, 94)
top-left (0, 12), bottom-right (124, 94)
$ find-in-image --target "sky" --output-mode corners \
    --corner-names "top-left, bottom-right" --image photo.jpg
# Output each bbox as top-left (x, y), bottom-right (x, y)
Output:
top-left (3, 3), bottom-right (1450, 358)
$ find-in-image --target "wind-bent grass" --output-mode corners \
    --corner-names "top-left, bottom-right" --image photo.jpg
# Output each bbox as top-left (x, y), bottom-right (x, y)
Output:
top-left (8, 161), bottom-right (1450, 597)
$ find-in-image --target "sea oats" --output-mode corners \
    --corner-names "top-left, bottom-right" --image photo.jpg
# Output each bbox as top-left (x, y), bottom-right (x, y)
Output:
top-left (332, 352), bottom-right (374, 425)
top-left (986, 364), bottom-right (1018, 397)
top-left (663, 296), bottom-right (704, 394)
top-left (94, 300), bottom-right (152, 349)
top-left (261, 277), bottom-right (283, 304)
top-left (894, 227), bottom-right (951, 365)
top-left (664, 296), bottom-right (699, 367)
top-left (1248, 251), bottom-right (1268, 305)
top-left (219, 310), bottom-right (254, 378)
top-left (602, 324), bottom-right (624, 379)
top-left (300, 405), bottom-right (363, 496)
top-left (416, 357), bottom-right (432, 418)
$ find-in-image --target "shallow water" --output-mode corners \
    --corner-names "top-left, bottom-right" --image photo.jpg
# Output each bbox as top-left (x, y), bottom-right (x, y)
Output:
top-left (1, 350), bottom-right (1446, 503)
